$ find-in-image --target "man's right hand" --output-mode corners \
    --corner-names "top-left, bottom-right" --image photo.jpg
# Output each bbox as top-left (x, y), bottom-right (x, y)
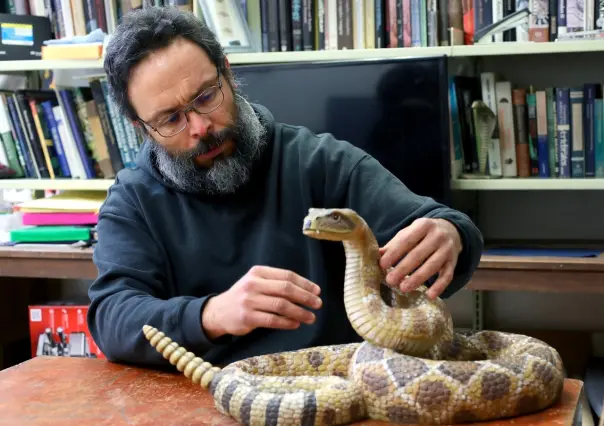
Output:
top-left (201, 265), bottom-right (323, 340)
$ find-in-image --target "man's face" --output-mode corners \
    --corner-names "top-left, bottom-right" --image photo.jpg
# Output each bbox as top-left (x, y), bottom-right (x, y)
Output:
top-left (127, 37), bottom-right (266, 194)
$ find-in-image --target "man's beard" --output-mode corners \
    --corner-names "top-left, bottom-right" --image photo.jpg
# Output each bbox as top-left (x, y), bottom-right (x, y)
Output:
top-left (149, 91), bottom-right (267, 195)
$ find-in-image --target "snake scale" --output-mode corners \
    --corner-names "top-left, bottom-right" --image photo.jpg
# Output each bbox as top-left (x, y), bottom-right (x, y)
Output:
top-left (143, 207), bottom-right (565, 425)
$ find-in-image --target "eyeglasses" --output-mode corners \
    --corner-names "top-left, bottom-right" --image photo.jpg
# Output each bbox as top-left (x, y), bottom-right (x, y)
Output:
top-left (141, 71), bottom-right (225, 138)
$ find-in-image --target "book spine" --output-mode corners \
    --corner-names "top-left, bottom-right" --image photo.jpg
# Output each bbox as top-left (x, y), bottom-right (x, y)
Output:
top-left (402, 0), bottom-right (412, 46)
top-left (570, 87), bottom-right (584, 177)
top-left (420, 0), bottom-right (428, 46)
top-left (314, 0), bottom-right (326, 49)
top-left (259, 0), bottom-right (269, 51)
top-left (529, 0), bottom-right (550, 41)
top-left (411, 0), bottom-right (422, 46)
top-left (374, 0), bottom-right (385, 47)
top-left (58, 90), bottom-right (96, 178)
top-left (556, 87), bottom-right (571, 178)
top-left (536, 91), bottom-right (550, 177)
top-left (427, 0), bottom-right (439, 45)
top-left (513, 88), bottom-right (531, 177)
top-left (302, 0), bottom-right (314, 50)
top-left (99, 80), bottom-right (134, 169)
top-left (496, 81), bottom-right (518, 177)
top-left (583, 83), bottom-right (596, 177)
top-left (267, 0), bottom-right (280, 51)
top-left (439, 0), bottom-right (450, 44)
top-left (278, 0), bottom-right (293, 50)
top-left (88, 79), bottom-right (125, 173)
top-left (549, 0), bottom-right (558, 39)
top-left (40, 100), bottom-right (70, 177)
top-left (558, 0), bottom-right (567, 34)
top-left (566, 0), bottom-right (584, 31)
top-left (328, 0), bottom-right (339, 48)
top-left (0, 94), bottom-right (24, 177)
top-left (15, 92), bottom-right (48, 178)
top-left (546, 88), bottom-right (558, 176)
top-left (526, 91), bottom-right (539, 175)
top-left (449, 78), bottom-right (464, 178)
top-left (6, 96), bottom-right (35, 178)
top-left (291, 0), bottom-right (303, 50)
top-left (595, 98), bottom-right (604, 177)
top-left (480, 72), bottom-right (502, 177)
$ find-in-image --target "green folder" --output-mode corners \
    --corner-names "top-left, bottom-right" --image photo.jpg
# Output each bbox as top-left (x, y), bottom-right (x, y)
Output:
top-left (10, 226), bottom-right (91, 243)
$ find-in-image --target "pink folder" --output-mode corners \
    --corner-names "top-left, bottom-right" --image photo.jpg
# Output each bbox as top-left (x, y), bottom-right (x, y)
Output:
top-left (21, 212), bottom-right (99, 226)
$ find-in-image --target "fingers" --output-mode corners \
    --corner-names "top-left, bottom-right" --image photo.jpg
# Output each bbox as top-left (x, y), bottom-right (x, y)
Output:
top-left (402, 245), bottom-right (450, 293)
top-left (260, 279), bottom-right (323, 310)
top-left (251, 294), bottom-right (317, 325)
top-left (426, 260), bottom-right (455, 299)
top-left (379, 220), bottom-right (429, 270)
top-left (385, 228), bottom-right (441, 288)
top-left (253, 266), bottom-right (322, 296)
top-left (241, 310), bottom-right (301, 331)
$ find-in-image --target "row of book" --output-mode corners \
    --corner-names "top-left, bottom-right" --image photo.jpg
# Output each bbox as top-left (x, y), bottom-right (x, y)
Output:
top-left (6, 1), bottom-right (193, 40)
top-left (0, 77), bottom-right (139, 181)
top-left (12, 0), bottom-right (599, 57)
top-left (450, 73), bottom-right (604, 180)
top-left (244, 0), bottom-right (599, 54)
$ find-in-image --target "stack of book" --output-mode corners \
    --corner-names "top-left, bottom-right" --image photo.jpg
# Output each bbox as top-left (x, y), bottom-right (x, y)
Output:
top-left (8, 190), bottom-right (105, 245)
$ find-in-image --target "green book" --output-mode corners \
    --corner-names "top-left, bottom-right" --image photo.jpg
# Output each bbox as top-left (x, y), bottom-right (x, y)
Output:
top-left (10, 226), bottom-right (91, 243)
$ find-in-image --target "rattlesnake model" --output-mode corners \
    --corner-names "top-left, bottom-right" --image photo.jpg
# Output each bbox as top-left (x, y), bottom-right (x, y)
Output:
top-left (143, 207), bottom-right (565, 425)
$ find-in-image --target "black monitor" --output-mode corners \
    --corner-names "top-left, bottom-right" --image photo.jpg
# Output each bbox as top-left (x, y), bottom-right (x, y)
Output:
top-left (232, 55), bottom-right (452, 206)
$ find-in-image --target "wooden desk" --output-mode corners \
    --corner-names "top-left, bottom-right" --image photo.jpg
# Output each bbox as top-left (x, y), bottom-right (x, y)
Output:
top-left (0, 356), bottom-right (584, 425)
top-left (0, 246), bottom-right (95, 280)
top-left (466, 254), bottom-right (604, 294)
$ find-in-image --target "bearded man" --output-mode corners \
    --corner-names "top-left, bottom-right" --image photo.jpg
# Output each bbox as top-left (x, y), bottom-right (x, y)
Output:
top-left (87, 7), bottom-right (484, 368)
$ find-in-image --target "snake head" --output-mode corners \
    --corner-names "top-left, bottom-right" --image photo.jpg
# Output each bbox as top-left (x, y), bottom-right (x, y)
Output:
top-left (302, 208), bottom-right (363, 241)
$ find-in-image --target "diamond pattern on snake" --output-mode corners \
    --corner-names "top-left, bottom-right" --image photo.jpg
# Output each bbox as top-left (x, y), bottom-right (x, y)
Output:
top-left (143, 207), bottom-right (565, 425)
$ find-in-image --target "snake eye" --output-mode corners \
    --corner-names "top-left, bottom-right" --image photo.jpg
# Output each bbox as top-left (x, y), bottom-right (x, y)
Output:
top-left (331, 213), bottom-right (340, 221)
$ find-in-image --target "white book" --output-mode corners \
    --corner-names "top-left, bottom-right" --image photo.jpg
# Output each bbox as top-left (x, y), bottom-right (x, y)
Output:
top-left (495, 81), bottom-right (518, 177)
top-left (480, 72), bottom-right (503, 177)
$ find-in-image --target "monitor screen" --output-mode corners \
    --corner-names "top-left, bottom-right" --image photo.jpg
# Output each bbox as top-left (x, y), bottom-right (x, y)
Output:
top-left (232, 55), bottom-right (452, 206)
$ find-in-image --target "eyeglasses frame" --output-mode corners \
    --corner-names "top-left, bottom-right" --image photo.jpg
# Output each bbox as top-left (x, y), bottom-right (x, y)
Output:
top-left (137, 67), bottom-right (224, 138)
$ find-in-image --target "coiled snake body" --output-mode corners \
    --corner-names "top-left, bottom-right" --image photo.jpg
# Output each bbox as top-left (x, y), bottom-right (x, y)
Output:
top-left (143, 208), bottom-right (565, 425)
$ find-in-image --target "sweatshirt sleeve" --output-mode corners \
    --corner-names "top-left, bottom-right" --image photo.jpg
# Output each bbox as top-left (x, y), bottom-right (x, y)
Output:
top-left (87, 178), bottom-right (232, 367)
top-left (328, 143), bottom-right (484, 298)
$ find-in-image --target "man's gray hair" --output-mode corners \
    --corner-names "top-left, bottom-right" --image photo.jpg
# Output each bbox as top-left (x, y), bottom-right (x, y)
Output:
top-left (103, 6), bottom-right (229, 121)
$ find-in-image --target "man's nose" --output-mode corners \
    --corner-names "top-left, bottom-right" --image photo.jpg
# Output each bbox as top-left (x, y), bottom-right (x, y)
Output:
top-left (186, 110), bottom-right (211, 139)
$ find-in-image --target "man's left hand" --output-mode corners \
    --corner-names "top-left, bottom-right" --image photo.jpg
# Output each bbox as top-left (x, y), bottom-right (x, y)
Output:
top-left (378, 218), bottom-right (463, 299)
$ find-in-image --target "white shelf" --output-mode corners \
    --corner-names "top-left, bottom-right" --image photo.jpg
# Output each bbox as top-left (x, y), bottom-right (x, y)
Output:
top-left (0, 59), bottom-right (104, 71)
top-left (0, 179), bottom-right (113, 191)
top-left (227, 46), bottom-right (452, 64)
top-left (450, 39), bottom-right (604, 57)
top-left (0, 41), bottom-right (601, 71)
top-left (228, 40), bottom-right (604, 64)
top-left (451, 178), bottom-right (604, 190)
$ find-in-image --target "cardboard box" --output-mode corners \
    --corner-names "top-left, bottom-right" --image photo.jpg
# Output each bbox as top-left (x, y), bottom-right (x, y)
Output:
top-left (28, 304), bottom-right (104, 359)
top-left (0, 14), bottom-right (52, 61)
